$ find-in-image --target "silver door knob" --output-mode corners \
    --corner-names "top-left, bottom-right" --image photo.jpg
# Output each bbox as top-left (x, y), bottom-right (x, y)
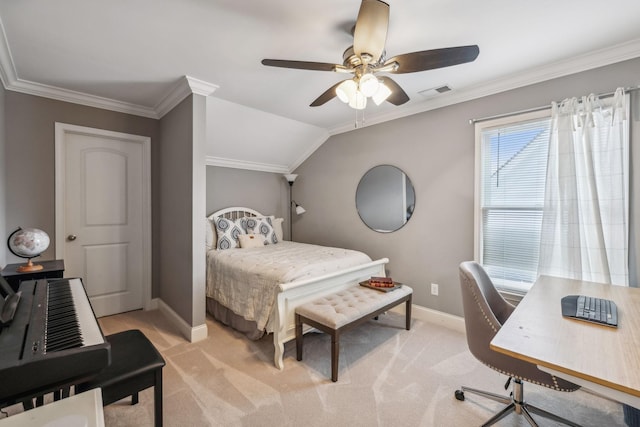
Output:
top-left (67, 234), bottom-right (77, 241)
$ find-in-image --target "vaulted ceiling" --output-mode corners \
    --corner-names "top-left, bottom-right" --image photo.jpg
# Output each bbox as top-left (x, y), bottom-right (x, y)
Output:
top-left (1, 1), bottom-right (639, 173)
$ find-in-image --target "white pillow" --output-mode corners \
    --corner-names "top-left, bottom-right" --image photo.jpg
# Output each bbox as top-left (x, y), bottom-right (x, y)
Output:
top-left (238, 233), bottom-right (265, 248)
top-left (272, 218), bottom-right (284, 242)
top-left (206, 217), bottom-right (216, 251)
top-left (242, 216), bottom-right (278, 245)
top-left (214, 217), bottom-right (245, 250)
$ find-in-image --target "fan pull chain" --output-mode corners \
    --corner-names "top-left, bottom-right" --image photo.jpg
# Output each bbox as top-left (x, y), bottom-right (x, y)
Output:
top-left (354, 109), bottom-right (366, 129)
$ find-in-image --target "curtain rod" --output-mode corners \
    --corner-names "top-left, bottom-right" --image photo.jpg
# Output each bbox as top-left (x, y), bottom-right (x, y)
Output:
top-left (469, 85), bottom-right (640, 125)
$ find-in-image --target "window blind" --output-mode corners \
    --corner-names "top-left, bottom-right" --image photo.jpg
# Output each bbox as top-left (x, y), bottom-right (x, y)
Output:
top-left (479, 116), bottom-right (551, 291)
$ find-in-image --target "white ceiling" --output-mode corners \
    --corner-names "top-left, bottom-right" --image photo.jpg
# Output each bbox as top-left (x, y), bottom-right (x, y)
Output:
top-left (1, 1), bottom-right (639, 173)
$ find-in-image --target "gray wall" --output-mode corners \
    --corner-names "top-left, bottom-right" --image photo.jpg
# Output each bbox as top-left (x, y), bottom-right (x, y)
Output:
top-left (158, 94), bottom-right (207, 326)
top-left (2, 91), bottom-right (161, 293)
top-left (206, 166), bottom-right (290, 238)
top-left (0, 89), bottom-right (207, 329)
top-left (294, 58), bottom-right (640, 317)
top-left (0, 84), bottom-right (5, 267)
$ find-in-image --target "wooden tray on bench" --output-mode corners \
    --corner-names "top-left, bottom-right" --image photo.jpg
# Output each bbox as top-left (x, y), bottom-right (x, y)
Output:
top-left (359, 281), bottom-right (403, 292)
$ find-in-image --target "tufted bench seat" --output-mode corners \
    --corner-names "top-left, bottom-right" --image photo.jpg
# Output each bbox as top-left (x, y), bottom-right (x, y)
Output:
top-left (295, 285), bottom-right (412, 381)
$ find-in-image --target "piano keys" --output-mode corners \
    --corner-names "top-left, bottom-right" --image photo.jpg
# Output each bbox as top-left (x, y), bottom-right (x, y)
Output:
top-left (0, 278), bottom-right (110, 407)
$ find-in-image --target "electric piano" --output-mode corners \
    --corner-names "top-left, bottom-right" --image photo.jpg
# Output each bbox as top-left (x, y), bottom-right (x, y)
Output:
top-left (0, 276), bottom-right (110, 407)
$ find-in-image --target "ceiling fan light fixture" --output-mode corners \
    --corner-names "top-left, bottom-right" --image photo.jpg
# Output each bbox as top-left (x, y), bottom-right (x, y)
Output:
top-left (349, 90), bottom-right (367, 110)
top-left (372, 81), bottom-right (392, 105)
top-left (336, 79), bottom-right (357, 103)
top-left (262, 1), bottom-right (481, 113)
top-left (358, 73), bottom-right (379, 97)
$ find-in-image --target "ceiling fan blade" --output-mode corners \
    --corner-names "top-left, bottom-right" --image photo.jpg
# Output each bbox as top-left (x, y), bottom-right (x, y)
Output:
top-left (310, 81), bottom-right (344, 107)
top-left (385, 45), bottom-right (480, 74)
top-left (261, 59), bottom-right (340, 72)
top-left (379, 77), bottom-right (409, 105)
top-left (353, 0), bottom-right (389, 62)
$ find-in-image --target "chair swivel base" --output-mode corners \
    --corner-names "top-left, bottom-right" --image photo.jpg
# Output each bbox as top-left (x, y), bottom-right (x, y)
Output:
top-left (454, 379), bottom-right (581, 427)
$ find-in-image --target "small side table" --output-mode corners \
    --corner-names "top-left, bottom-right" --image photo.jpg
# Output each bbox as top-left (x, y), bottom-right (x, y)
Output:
top-left (1, 259), bottom-right (65, 292)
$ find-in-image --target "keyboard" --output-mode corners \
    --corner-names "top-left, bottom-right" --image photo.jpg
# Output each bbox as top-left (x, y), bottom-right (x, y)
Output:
top-left (561, 295), bottom-right (618, 327)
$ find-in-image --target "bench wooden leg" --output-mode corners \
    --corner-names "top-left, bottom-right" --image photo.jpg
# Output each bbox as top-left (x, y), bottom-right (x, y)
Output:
top-left (331, 330), bottom-right (339, 382)
top-left (406, 295), bottom-right (412, 330)
top-left (295, 314), bottom-right (303, 361)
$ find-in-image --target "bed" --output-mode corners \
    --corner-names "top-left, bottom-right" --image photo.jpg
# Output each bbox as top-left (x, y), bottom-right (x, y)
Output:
top-left (205, 207), bottom-right (389, 369)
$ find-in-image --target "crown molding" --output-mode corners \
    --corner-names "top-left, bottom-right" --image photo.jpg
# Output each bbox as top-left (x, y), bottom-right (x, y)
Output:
top-left (154, 76), bottom-right (219, 118)
top-left (0, 16), bottom-right (218, 119)
top-left (329, 38), bottom-right (640, 135)
top-left (0, 17), bottom-right (158, 117)
top-left (205, 156), bottom-right (290, 174)
top-left (11, 78), bottom-right (161, 118)
top-left (0, 15), bottom-right (16, 89)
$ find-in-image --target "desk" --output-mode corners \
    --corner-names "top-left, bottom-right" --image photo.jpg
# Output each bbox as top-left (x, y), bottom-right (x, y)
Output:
top-left (491, 275), bottom-right (640, 408)
top-left (0, 389), bottom-right (105, 426)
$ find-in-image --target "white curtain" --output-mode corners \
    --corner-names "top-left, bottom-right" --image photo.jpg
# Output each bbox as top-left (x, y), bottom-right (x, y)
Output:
top-left (538, 88), bottom-right (629, 286)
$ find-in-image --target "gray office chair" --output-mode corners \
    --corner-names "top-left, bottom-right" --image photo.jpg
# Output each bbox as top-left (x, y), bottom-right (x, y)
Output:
top-left (456, 261), bottom-right (581, 427)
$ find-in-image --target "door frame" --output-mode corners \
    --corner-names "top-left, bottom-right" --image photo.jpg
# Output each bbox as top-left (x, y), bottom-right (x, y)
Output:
top-left (54, 122), bottom-right (152, 312)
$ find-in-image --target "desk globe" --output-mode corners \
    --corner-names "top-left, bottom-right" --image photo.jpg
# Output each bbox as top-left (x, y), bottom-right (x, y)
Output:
top-left (7, 227), bottom-right (50, 272)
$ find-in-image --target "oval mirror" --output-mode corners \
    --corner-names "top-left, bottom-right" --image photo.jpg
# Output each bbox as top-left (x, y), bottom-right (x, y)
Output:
top-left (356, 165), bottom-right (416, 233)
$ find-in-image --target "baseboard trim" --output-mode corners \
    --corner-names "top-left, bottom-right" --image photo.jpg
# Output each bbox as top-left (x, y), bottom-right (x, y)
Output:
top-left (146, 297), bottom-right (159, 311)
top-left (156, 298), bottom-right (459, 341)
top-left (391, 303), bottom-right (465, 334)
top-left (158, 299), bottom-right (208, 343)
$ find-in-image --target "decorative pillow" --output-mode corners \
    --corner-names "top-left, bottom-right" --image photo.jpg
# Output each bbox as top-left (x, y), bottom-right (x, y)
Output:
top-left (214, 217), bottom-right (245, 250)
top-left (243, 216), bottom-right (278, 245)
top-left (236, 215), bottom-right (273, 232)
top-left (206, 217), bottom-right (216, 251)
top-left (238, 233), bottom-right (265, 248)
top-left (272, 217), bottom-right (284, 242)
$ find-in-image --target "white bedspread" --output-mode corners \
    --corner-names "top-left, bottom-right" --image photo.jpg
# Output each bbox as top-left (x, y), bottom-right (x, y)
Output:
top-left (206, 241), bottom-right (372, 332)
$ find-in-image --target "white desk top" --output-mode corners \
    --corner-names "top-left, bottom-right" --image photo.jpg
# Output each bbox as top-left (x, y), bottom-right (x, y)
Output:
top-left (491, 275), bottom-right (640, 407)
top-left (0, 389), bottom-right (104, 427)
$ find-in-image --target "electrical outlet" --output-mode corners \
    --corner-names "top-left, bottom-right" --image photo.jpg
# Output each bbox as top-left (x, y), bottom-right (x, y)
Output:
top-left (431, 283), bottom-right (439, 296)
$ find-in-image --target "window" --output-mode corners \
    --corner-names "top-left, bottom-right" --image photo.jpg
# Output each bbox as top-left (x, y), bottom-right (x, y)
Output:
top-left (474, 110), bottom-right (551, 293)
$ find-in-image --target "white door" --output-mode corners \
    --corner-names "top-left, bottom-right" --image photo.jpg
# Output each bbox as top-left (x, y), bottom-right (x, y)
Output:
top-left (55, 123), bottom-right (151, 317)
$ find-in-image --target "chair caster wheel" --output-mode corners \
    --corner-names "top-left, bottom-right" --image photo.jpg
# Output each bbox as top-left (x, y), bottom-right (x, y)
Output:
top-left (454, 390), bottom-right (465, 401)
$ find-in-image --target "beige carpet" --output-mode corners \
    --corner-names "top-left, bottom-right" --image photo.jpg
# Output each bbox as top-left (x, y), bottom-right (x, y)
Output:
top-left (2, 309), bottom-right (625, 426)
top-left (92, 309), bottom-right (625, 427)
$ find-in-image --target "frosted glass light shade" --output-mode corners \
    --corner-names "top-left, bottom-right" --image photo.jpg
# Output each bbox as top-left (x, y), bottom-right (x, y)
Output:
top-left (295, 205), bottom-right (306, 215)
top-left (372, 82), bottom-right (392, 105)
top-left (336, 80), bottom-right (357, 103)
top-left (358, 73), bottom-right (380, 97)
top-left (349, 91), bottom-right (367, 110)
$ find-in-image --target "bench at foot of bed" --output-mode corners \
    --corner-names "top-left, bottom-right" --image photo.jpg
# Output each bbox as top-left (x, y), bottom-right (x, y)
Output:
top-left (294, 285), bottom-right (412, 382)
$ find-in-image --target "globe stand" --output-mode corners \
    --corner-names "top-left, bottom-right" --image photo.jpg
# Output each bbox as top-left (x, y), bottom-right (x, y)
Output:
top-left (8, 227), bottom-right (50, 273)
top-left (16, 258), bottom-right (44, 272)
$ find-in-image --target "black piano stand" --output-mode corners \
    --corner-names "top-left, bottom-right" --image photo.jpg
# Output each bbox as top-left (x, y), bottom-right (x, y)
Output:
top-left (20, 388), bottom-right (70, 410)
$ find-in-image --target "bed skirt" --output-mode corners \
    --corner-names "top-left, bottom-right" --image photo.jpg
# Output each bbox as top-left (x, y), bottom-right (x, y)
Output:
top-left (206, 297), bottom-right (265, 340)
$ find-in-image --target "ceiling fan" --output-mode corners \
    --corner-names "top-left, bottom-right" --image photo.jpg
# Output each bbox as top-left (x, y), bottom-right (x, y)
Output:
top-left (261, 0), bottom-right (479, 110)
